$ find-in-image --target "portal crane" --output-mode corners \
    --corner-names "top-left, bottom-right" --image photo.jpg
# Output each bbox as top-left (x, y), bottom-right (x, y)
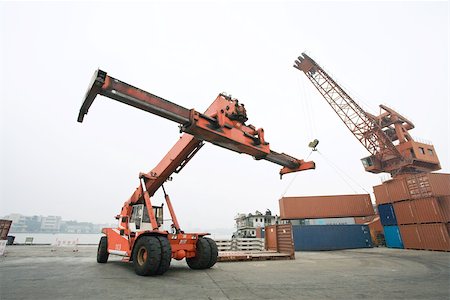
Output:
top-left (78, 69), bottom-right (315, 276)
top-left (293, 53), bottom-right (440, 176)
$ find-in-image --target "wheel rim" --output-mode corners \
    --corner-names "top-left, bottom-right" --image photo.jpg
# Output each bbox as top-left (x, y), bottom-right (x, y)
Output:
top-left (137, 247), bottom-right (148, 266)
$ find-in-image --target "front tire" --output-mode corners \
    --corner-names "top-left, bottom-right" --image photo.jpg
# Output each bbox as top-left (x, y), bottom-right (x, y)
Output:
top-left (155, 236), bottom-right (172, 275)
top-left (132, 236), bottom-right (162, 276)
top-left (97, 236), bottom-right (109, 263)
top-left (186, 237), bottom-right (217, 270)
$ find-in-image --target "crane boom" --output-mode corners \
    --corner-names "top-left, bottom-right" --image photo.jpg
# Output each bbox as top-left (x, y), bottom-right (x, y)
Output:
top-left (294, 53), bottom-right (440, 175)
top-left (294, 53), bottom-right (401, 160)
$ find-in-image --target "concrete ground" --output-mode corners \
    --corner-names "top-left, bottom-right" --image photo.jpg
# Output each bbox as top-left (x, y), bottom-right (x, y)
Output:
top-left (0, 246), bottom-right (449, 300)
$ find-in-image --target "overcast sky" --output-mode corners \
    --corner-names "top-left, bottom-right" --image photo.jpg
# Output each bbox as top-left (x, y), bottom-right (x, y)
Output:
top-left (1, 1), bottom-right (448, 233)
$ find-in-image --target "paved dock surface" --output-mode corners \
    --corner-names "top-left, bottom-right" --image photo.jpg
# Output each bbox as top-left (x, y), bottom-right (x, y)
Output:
top-left (1, 246), bottom-right (449, 299)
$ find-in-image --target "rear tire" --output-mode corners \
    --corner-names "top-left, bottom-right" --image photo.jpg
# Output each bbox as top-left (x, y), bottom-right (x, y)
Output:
top-left (97, 236), bottom-right (109, 263)
top-left (132, 236), bottom-right (162, 276)
top-left (155, 236), bottom-right (172, 275)
top-left (186, 237), bottom-right (217, 270)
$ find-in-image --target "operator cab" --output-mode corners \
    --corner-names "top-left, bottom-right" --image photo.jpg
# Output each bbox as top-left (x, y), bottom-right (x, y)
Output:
top-left (129, 204), bottom-right (163, 232)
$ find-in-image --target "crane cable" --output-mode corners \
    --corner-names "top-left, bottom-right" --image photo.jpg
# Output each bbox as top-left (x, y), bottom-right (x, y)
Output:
top-left (316, 150), bottom-right (370, 194)
top-left (280, 150), bottom-right (314, 197)
top-left (280, 77), bottom-right (319, 197)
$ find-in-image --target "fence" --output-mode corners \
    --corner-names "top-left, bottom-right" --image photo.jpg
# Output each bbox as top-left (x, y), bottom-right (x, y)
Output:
top-left (214, 238), bottom-right (264, 251)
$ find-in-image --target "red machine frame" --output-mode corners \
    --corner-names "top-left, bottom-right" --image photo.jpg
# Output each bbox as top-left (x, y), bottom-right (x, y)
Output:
top-left (78, 69), bottom-right (314, 275)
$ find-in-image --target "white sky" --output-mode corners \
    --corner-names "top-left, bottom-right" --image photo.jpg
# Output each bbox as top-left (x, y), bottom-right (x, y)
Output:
top-left (1, 1), bottom-right (448, 233)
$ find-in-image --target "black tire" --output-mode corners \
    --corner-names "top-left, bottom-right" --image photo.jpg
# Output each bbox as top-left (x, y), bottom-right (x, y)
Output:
top-left (97, 236), bottom-right (109, 263)
top-left (132, 236), bottom-right (162, 276)
top-left (155, 236), bottom-right (172, 275)
top-left (186, 237), bottom-right (212, 270)
top-left (204, 237), bottom-right (218, 268)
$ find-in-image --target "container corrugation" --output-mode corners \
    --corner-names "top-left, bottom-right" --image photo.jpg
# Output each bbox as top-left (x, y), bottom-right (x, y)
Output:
top-left (438, 196), bottom-right (450, 221)
top-left (276, 224), bottom-right (295, 257)
top-left (292, 225), bottom-right (372, 251)
top-left (0, 219), bottom-right (12, 240)
top-left (409, 173), bottom-right (450, 199)
top-left (383, 225), bottom-right (404, 248)
top-left (264, 224), bottom-right (295, 257)
top-left (394, 197), bottom-right (449, 224)
top-left (393, 201), bottom-right (416, 225)
top-left (378, 204), bottom-right (397, 226)
top-left (373, 184), bottom-right (390, 205)
top-left (374, 173), bottom-right (450, 204)
top-left (265, 225), bottom-right (277, 251)
top-left (417, 223), bottom-right (450, 251)
top-left (413, 197), bottom-right (447, 223)
top-left (386, 179), bottom-right (411, 202)
top-left (399, 224), bottom-right (422, 249)
top-left (279, 194), bottom-right (374, 219)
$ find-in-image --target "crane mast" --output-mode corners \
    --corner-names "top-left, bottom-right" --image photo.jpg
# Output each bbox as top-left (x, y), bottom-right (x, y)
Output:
top-left (294, 53), bottom-right (440, 176)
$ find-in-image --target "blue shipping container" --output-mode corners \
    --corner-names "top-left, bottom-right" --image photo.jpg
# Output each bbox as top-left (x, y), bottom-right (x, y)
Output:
top-left (383, 225), bottom-right (404, 248)
top-left (378, 203), bottom-right (397, 226)
top-left (292, 225), bottom-right (373, 251)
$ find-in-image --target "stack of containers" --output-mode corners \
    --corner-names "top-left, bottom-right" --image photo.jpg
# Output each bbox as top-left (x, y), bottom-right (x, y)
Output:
top-left (373, 173), bottom-right (450, 251)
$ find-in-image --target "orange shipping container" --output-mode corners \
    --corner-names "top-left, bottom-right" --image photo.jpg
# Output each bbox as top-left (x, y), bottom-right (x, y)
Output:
top-left (399, 224), bottom-right (422, 249)
top-left (279, 194), bottom-right (374, 219)
top-left (373, 173), bottom-right (450, 204)
top-left (400, 223), bottom-right (450, 251)
top-left (393, 201), bottom-right (416, 225)
top-left (413, 197), bottom-right (447, 223)
top-left (393, 197), bottom-right (450, 225)
top-left (417, 223), bottom-right (450, 251)
top-left (373, 184), bottom-right (390, 205)
top-left (439, 196), bottom-right (450, 221)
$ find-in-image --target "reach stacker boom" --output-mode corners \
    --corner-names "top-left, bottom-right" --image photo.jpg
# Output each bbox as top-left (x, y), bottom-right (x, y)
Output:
top-left (78, 69), bottom-right (314, 276)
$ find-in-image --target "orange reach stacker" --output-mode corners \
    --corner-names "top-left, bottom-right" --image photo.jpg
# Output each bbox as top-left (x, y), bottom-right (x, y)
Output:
top-left (78, 70), bottom-right (315, 276)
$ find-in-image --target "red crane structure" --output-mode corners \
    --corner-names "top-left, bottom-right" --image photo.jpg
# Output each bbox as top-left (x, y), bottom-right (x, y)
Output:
top-left (294, 53), bottom-right (440, 176)
top-left (78, 69), bottom-right (314, 276)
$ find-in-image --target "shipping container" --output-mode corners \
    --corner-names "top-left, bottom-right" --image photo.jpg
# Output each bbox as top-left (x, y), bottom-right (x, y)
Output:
top-left (413, 197), bottom-right (447, 223)
top-left (399, 225), bottom-right (422, 249)
top-left (292, 225), bottom-right (372, 251)
top-left (378, 204), bottom-right (397, 226)
top-left (0, 219), bottom-right (12, 240)
top-left (373, 173), bottom-right (450, 204)
top-left (393, 201), bottom-right (416, 225)
top-left (373, 184), bottom-right (390, 205)
top-left (394, 197), bottom-right (450, 225)
top-left (408, 173), bottom-right (450, 199)
top-left (383, 225), bottom-right (403, 248)
top-left (279, 194), bottom-right (374, 219)
top-left (417, 223), bottom-right (450, 251)
top-left (354, 216), bottom-right (384, 246)
top-left (438, 196), bottom-right (450, 221)
top-left (264, 224), bottom-right (295, 258)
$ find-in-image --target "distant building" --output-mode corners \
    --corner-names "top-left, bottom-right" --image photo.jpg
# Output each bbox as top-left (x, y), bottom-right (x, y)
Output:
top-left (233, 209), bottom-right (279, 238)
top-left (40, 216), bottom-right (62, 232)
top-left (2, 213), bottom-right (112, 233)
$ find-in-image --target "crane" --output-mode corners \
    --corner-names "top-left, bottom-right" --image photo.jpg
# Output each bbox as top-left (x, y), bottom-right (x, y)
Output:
top-left (293, 53), bottom-right (440, 176)
top-left (78, 69), bottom-right (315, 276)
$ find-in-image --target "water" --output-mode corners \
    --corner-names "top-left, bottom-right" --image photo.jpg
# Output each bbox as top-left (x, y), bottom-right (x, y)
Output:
top-left (10, 233), bottom-right (103, 244)
top-left (9, 233), bottom-right (232, 244)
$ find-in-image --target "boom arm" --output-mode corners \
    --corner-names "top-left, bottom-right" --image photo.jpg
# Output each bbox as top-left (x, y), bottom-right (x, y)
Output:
top-left (78, 69), bottom-right (315, 183)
